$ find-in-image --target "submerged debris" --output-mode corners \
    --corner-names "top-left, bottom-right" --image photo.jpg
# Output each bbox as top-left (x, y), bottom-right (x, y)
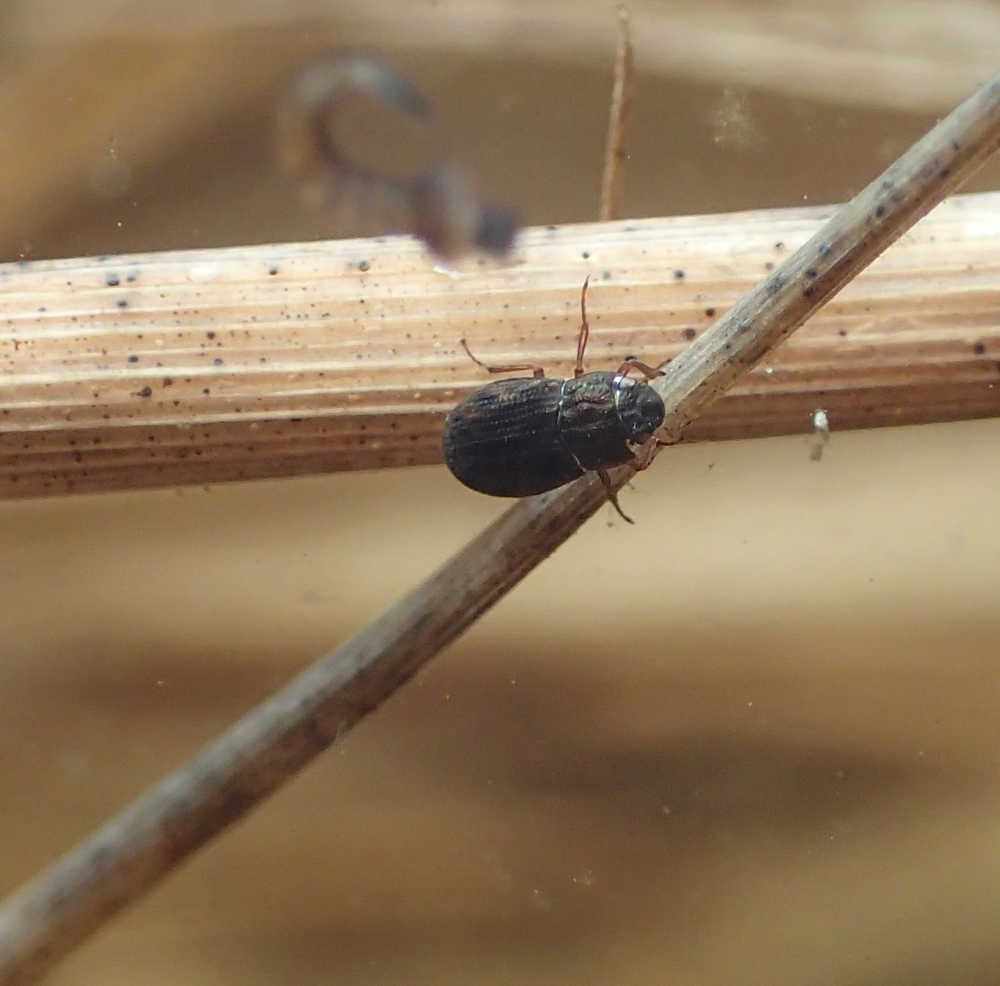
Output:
top-left (279, 50), bottom-right (517, 260)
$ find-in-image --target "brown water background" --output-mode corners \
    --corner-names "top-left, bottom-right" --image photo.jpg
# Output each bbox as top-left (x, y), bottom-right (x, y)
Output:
top-left (3, 3), bottom-right (1000, 983)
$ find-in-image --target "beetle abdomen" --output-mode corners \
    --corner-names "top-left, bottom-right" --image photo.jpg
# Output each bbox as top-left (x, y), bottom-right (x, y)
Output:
top-left (442, 378), bottom-right (585, 496)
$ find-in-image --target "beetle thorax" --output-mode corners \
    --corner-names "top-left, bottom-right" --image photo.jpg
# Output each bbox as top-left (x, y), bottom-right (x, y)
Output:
top-left (613, 375), bottom-right (666, 441)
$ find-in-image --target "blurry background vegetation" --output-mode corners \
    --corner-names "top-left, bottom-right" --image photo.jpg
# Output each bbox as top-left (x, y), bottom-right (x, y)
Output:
top-left (2, 1), bottom-right (1000, 983)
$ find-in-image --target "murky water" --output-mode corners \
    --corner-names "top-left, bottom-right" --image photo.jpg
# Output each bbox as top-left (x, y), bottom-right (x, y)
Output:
top-left (3, 3), bottom-right (1000, 983)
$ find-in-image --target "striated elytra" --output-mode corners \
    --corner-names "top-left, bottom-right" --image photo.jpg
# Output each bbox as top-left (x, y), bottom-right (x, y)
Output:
top-left (442, 280), bottom-right (666, 523)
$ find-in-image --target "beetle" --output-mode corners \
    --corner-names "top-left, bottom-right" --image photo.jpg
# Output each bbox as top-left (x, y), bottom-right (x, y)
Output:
top-left (442, 278), bottom-right (666, 523)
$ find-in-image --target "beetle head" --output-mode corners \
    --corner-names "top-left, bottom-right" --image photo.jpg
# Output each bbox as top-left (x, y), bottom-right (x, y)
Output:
top-left (614, 378), bottom-right (666, 441)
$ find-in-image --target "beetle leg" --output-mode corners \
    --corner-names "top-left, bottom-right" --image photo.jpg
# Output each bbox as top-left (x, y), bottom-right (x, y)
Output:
top-left (459, 339), bottom-right (546, 378)
top-left (596, 469), bottom-right (635, 524)
top-left (616, 356), bottom-right (664, 380)
top-left (631, 437), bottom-right (661, 472)
top-left (574, 276), bottom-right (592, 378)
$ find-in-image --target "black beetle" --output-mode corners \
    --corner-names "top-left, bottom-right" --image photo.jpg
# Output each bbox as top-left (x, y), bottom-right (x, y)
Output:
top-left (442, 278), bottom-right (666, 522)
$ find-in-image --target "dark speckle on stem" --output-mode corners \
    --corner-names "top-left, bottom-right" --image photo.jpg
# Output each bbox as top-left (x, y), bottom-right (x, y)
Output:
top-left (136, 386), bottom-right (152, 398)
top-left (105, 273), bottom-right (120, 287)
top-left (682, 327), bottom-right (697, 341)
top-left (673, 269), bottom-right (685, 280)
top-left (358, 260), bottom-right (370, 272)
top-left (804, 267), bottom-right (818, 279)
top-left (973, 342), bottom-right (986, 355)
top-left (268, 265), bottom-right (279, 276)
top-left (766, 273), bottom-right (786, 296)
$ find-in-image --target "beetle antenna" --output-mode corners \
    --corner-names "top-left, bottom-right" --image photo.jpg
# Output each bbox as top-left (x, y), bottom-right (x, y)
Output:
top-left (575, 276), bottom-right (592, 378)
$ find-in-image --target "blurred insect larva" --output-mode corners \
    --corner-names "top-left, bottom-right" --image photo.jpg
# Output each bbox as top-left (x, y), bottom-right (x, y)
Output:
top-left (279, 50), bottom-right (517, 260)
